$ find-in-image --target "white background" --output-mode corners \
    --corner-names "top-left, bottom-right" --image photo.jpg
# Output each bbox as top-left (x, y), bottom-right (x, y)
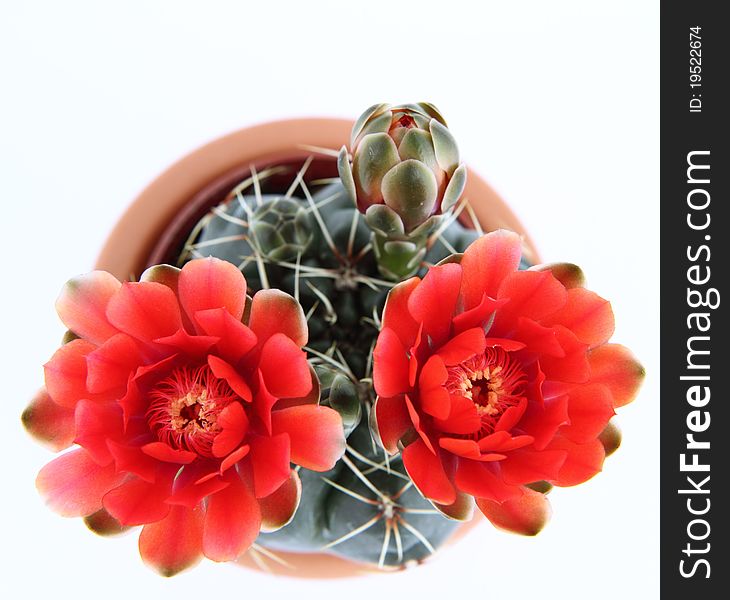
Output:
top-left (0, 1), bottom-right (658, 598)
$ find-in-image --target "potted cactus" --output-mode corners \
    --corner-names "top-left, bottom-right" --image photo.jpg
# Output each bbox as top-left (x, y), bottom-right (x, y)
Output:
top-left (23, 103), bottom-right (644, 577)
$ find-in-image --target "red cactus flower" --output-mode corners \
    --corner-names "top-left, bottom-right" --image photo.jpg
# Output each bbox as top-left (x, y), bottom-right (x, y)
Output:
top-left (372, 230), bottom-right (643, 533)
top-left (23, 257), bottom-right (345, 575)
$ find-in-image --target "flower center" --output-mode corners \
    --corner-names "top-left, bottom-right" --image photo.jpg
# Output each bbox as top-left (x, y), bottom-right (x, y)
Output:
top-left (146, 364), bottom-right (239, 457)
top-left (446, 347), bottom-right (527, 434)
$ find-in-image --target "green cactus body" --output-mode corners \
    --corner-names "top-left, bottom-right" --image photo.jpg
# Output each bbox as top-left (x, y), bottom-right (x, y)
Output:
top-left (248, 196), bottom-right (315, 261)
top-left (259, 422), bottom-right (458, 568)
top-left (180, 155), bottom-right (530, 570)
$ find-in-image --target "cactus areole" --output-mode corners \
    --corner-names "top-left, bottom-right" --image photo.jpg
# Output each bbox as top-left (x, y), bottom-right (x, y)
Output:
top-left (23, 104), bottom-right (644, 577)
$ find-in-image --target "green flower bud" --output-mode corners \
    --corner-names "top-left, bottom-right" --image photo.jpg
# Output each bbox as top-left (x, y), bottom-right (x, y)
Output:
top-left (338, 103), bottom-right (466, 234)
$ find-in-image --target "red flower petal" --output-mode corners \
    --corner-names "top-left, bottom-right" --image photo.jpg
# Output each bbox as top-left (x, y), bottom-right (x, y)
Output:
top-left (452, 294), bottom-right (508, 335)
top-left (74, 400), bottom-right (123, 465)
top-left (153, 329), bottom-right (219, 358)
top-left (139, 504), bottom-right (204, 576)
top-left (439, 438), bottom-right (480, 459)
top-left (107, 441), bottom-right (158, 483)
top-left (248, 289), bottom-right (307, 347)
top-left (588, 343), bottom-right (645, 408)
top-left (194, 307), bottom-right (258, 363)
top-left (202, 472), bottom-right (261, 562)
top-left (548, 436), bottom-right (605, 486)
top-left (274, 363), bottom-right (320, 410)
top-left (141, 442), bottom-right (197, 464)
top-left (460, 229), bottom-right (522, 310)
top-left (519, 395), bottom-right (570, 450)
top-left (439, 438), bottom-right (505, 461)
top-left (178, 258), bottom-right (247, 327)
top-left (372, 395), bottom-right (412, 453)
top-left (220, 445), bottom-right (250, 474)
top-left (494, 270), bottom-right (568, 333)
top-left (212, 402), bottom-right (249, 458)
top-left (402, 439), bottom-right (456, 505)
top-left (476, 487), bottom-right (552, 536)
top-left (408, 323), bottom-right (423, 387)
top-left (22, 388), bottom-right (75, 452)
top-left (140, 264), bottom-right (181, 291)
top-left (436, 328), bottom-right (486, 366)
top-left (539, 326), bottom-right (591, 384)
top-left (207, 355), bottom-right (252, 402)
top-left (420, 386), bottom-right (451, 421)
top-left (382, 277), bottom-right (421, 348)
top-left (404, 394), bottom-right (436, 453)
top-left (106, 282), bottom-right (182, 343)
top-left (454, 459), bottom-right (522, 503)
top-left (562, 383), bottom-right (616, 444)
top-left (196, 470), bottom-right (226, 485)
top-left (418, 356), bottom-right (450, 420)
top-left (408, 263), bottom-right (462, 345)
top-left (258, 333), bottom-right (312, 399)
top-left (253, 369), bottom-right (277, 435)
top-left (599, 421), bottom-right (622, 457)
top-left (431, 490), bottom-right (475, 521)
top-left (373, 327), bottom-right (411, 398)
top-left (433, 395), bottom-right (481, 435)
top-left (138, 265), bottom-right (188, 329)
top-left (166, 472), bottom-right (230, 508)
top-left (44, 339), bottom-right (96, 409)
top-left (259, 470), bottom-right (301, 532)
top-left (37, 449), bottom-right (124, 517)
top-left (543, 287), bottom-right (615, 348)
top-left (249, 434), bottom-right (292, 498)
top-left (513, 318), bottom-right (565, 357)
top-left (55, 271), bottom-right (121, 345)
top-left (494, 397), bottom-right (528, 432)
top-left (271, 405), bottom-right (345, 471)
top-left (103, 471), bottom-right (176, 526)
top-left (499, 448), bottom-right (567, 486)
top-left (477, 431), bottom-right (535, 452)
top-left (119, 375), bottom-right (145, 425)
top-left (526, 361), bottom-right (546, 405)
top-left (484, 338), bottom-right (527, 352)
top-left (85, 333), bottom-right (145, 394)
top-left (132, 353), bottom-right (179, 385)
top-left (528, 262), bottom-right (585, 289)
top-left (83, 507), bottom-right (129, 537)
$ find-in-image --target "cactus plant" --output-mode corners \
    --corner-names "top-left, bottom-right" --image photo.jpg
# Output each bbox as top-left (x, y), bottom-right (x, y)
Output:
top-left (24, 101), bottom-right (644, 577)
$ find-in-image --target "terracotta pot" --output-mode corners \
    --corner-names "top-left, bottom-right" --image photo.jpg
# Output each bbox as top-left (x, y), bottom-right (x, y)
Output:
top-left (93, 117), bottom-right (540, 578)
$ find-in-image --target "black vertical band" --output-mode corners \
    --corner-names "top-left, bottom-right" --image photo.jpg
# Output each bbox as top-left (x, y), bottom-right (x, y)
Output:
top-left (660, 3), bottom-right (728, 595)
